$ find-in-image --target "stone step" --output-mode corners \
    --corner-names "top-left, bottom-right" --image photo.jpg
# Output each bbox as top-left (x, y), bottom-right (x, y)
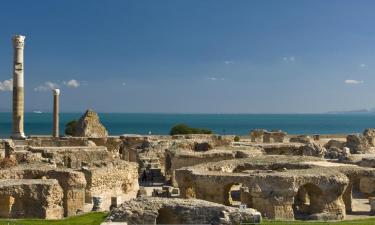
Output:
top-left (15, 145), bottom-right (27, 151)
top-left (13, 140), bottom-right (28, 146)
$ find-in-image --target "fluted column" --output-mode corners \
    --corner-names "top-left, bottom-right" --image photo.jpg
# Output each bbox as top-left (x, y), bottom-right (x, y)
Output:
top-left (53, 89), bottom-right (60, 137)
top-left (11, 35), bottom-right (26, 139)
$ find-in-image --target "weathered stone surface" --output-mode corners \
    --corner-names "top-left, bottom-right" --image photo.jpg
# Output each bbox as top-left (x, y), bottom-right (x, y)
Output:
top-left (250, 129), bottom-right (286, 143)
top-left (345, 130), bottom-right (375, 154)
top-left (74, 109), bottom-right (108, 138)
top-left (0, 179), bottom-right (63, 219)
top-left (324, 139), bottom-right (346, 149)
top-left (29, 146), bottom-right (112, 169)
top-left (4, 140), bottom-right (15, 158)
top-left (250, 129), bottom-right (265, 143)
top-left (262, 143), bottom-right (304, 155)
top-left (359, 177), bottom-right (375, 194)
top-left (165, 147), bottom-right (263, 184)
top-left (82, 160), bottom-right (139, 211)
top-left (325, 147), bottom-right (350, 160)
top-left (263, 130), bottom-right (287, 143)
top-left (289, 135), bottom-right (311, 144)
top-left (364, 129), bottom-right (375, 146)
top-left (194, 142), bottom-right (212, 151)
top-left (107, 197), bottom-right (261, 225)
top-left (0, 164), bottom-right (86, 217)
top-left (174, 156), bottom-right (364, 220)
top-left (299, 143), bottom-right (326, 158)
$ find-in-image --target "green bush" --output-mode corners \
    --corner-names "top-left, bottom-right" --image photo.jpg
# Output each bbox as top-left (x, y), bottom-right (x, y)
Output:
top-left (170, 124), bottom-right (213, 135)
top-left (234, 136), bottom-right (240, 142)
top-left (65, 120), bottom-right (78, 136)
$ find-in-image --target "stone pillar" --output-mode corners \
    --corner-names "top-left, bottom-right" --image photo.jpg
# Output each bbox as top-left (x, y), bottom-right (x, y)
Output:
top-left (52, 89), bottom-right (60, 137)
top-left (11, 35), bottom-right (26, 139)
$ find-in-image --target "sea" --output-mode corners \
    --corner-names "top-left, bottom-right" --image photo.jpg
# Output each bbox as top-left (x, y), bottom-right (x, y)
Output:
top-left (0, 112), bottom-right (375, 138)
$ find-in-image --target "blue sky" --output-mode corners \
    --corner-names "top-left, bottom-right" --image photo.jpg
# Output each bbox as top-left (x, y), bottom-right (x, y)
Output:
top-left (0, 0), bottom-right (374, 113)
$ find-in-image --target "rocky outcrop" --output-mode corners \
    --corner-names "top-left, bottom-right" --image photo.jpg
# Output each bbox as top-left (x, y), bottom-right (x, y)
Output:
top-left (74, 109), bottom-right (108, 138)
top-left (364, 128), bottom-right (375, 146)
top-left (325, 147), bottom-right (350, 160)
top-left (299, 143), bottom-right (326, 158)
top-left (289, 135), bottom-right (311, 144)
top-left (324, 139), bottom-right (345, 150)
top-left (346, 134), bottom-right (372, 154)
top-left (107, 197), bottom-right (261, 225)
top-left (194, 142), bottom-right (212, 151)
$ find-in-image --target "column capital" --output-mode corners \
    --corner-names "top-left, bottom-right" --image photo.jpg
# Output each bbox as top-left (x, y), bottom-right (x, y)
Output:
top-left (12, 35), bottom-right (25, 49)
top-left (53, 89), bottom-right (60, 95)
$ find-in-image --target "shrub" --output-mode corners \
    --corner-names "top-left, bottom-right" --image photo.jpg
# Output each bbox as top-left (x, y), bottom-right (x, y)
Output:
top-left (234, 136), bottom-right (240, 142)
top-left (170, 124), bottom-right (213, 135)
top-left (65, 120), bottom-right (78, 136)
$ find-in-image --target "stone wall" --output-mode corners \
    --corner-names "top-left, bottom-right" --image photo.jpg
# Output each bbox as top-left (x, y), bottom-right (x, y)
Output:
top-left (174, 156), bottom-right (352, 220)
top-left (0, 165), bottom-right (86, 217)
top-left (250, 129), bottom-right (287, 143)
top-left (0, 179), bottom-right (63, 219)
top-left (82, 160), bottom-right (139, 211)
top-left (28, 146), bottom-right (113, 169)
top-left (107, 197), bottom-right (261, 225)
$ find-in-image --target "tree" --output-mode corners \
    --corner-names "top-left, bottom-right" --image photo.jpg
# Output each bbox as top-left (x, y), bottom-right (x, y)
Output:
top-left (65, 120), bottom-right (78, 136)
top-left (170, 124), bottom-right (213, 135)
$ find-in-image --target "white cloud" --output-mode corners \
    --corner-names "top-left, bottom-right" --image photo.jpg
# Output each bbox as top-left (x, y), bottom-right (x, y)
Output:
top-left (283, 56), bottom-right (295, 62)
top-left (359, 63), bottom-right (367, 68)
top-left (64, 79), bottom-right (80, 88)
top-left (34, 81), bottom-right (59, 92)
top-left (0, 78), bottom-right (13, 92)
top-left (224, 60), bottom-right (234, 65)
top-left (344, 79), bottom-right (364, 84)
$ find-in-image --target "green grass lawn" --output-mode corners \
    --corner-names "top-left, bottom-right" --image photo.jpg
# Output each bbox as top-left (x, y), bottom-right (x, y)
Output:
top-left (0, 213), bottom-right (374, 225)
top-left (0, 212), bottom-right (108, 225)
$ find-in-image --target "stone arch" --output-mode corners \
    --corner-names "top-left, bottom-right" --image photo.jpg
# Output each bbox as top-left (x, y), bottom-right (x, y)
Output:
top-left (293, 183), bottom-right (323, 219)
top-left (224, 183), bottom-right (244, 206)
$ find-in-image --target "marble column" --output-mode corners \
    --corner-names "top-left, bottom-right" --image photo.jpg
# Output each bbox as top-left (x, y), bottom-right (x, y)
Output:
top-left (53, 89), bottom-right (60, 137)
top-left (11, 35), bottom-right (26, 139)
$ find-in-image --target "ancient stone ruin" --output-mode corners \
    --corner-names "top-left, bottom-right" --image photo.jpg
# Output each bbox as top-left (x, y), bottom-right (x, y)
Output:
top-left (2, 34), bottom-right (375, 224)
top-left (74, 109), bottom-right (108, 138)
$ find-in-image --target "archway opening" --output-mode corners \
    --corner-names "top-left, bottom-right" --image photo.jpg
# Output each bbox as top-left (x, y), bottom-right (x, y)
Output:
top-left (346, 178), bottom-right (371, 217)
top-left (226, 183), bottom-right (244, 206)
top-left (293, 183), bottom-right (323, 220)
top-left (156, 207), bottom-right (180, 224)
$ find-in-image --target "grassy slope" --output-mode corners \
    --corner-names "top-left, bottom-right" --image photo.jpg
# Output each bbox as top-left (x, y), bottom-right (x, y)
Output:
top-left (0, 212), bottom-right (107, 225)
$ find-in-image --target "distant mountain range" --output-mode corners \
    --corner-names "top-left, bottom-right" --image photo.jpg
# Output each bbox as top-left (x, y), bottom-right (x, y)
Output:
top-left (327, 108), bottom-right (375, 114)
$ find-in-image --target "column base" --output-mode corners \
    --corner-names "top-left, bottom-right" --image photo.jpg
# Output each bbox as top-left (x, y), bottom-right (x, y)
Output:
top-left (11, 132), bottom-right (26, 140)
